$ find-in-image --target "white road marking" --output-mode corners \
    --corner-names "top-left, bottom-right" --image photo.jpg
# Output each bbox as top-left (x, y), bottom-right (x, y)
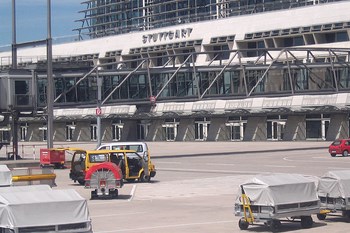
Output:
top-left (156, 161), bottom-right (181, 164)
top-left (206, 163), bottom-right (236, 166)
top-left (312, 156), bottom-right (332, 159)
top-left (88, 200), bottom-right (130, 206)
top-left (158, 167), bottom-right (268, 174)
top-left (92, 211), bottom-right (148, 218)
top-left (94, 220), bottom-right (233, 232)
top-left (283, 157), bottom-right (350, 163)
top-left (128, 184), bottom-right (137, 202)
top-left (264, 165), bottom-right (296, 168)
top-left (327, 167), bottom-right (350, 170)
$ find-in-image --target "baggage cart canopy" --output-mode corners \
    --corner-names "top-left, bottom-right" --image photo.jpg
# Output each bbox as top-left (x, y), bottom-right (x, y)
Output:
top-left (318, 170), bottom-right (350, 198)
top-left (0, 186), bottom-right (90, 229)
top-left (0, 165), bottom-right (12, 187)
top-left (236, 173), bottom-right (319, 206)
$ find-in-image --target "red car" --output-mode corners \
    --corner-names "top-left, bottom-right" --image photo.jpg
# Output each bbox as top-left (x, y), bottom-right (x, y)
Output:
top-left (329, 139), bottom-right (350, 157)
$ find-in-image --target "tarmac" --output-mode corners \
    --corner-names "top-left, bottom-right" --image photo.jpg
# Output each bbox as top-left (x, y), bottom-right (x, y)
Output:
top-left (0, 140), bottom-right (330, 168)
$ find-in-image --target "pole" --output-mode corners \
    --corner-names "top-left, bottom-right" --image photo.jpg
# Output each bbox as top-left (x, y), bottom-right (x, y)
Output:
top-left (96, 70), bottom-right (102, 148)
top-left (11, 0), bottom-right (17, 69)
top-left (46, 0), bottom-right (54, 148)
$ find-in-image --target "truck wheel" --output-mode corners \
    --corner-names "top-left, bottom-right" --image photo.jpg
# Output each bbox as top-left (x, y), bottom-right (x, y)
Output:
top-left (140, 172), bottom-right (150, 182)
top-left (78, 179), bottom-right (85, 185)
top-left (317, 213), bottom-right (326, 220)
top-left (238, 219), bottom-right (249, 230)
top-left (268, 219), bottom-right (281, 232)
top-left (300, 216), bottom-right (313, 228)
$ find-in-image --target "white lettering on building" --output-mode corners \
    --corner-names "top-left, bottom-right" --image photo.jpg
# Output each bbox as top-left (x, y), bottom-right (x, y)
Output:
top-left (263, 98), bottom-right (292, 108)
top-left (142, 28), bottom-right (193, 44)
top-left (302, 96), bottom-right (337, 106)
top-left (225, 100), bottom-right (253, 109)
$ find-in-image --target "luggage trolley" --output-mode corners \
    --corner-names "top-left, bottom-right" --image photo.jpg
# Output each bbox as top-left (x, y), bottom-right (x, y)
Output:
top-left (317, 170), bottom-right (350, 220)
top-left (235, 173), bottom-right (320, 232)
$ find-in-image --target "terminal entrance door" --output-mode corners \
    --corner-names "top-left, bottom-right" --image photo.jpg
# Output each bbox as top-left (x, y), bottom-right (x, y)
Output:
top-left (267, 121), bottom-right (286, 140)
top-left (20, 123), bottom-right (28, 141)
top-left (66, 122), bottom-right (75, 141)
top-left (226, 122), bottom-right (246, 141)
top-left (137, 122), bottom-right (150, 140)
top-left (195, 118), bottom-right (210, 141)
top-left (90, 124), bottom-right (97, 141)
top-left (162, 123), bottom-right (178, 141)
top-left (112, 124), bottom-right (123, 141)
top-left (306, 114), bottom-right (330, 140)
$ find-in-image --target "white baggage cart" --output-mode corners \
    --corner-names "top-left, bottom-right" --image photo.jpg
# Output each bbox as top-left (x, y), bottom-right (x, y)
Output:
top-left (234, 173), bottom-right (320, 232)
top-left (0, 185), bottom-right (92, 233)
top-left (317, 170), bottom-right (350, 220)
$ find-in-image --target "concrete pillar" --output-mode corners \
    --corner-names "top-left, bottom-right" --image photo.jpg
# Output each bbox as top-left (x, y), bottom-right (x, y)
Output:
top-left (28, 122), bottom-right (41, 141)
top-left (75, 121), bottom-right (90, 141)
top-left (243, 116), bottom-right (267, 141)
top-left (54, 122), bottom-right (66, 141)
top-left (326, 114), bottom-right (349, 141)
top-left (176, 118), bottom-right (195, 141)
top-left (176, 118), bottom-right (194, 141)
top-left (120, 119), bottom-right (137, 141)
top-left (146, 119), bottom-right (164, 141)
top-left (283, 115), bottom-right (306, 141)
top-left (207, 117), bottom-right (228, 141)
top-left (102, 119), bottom-right (112, 141)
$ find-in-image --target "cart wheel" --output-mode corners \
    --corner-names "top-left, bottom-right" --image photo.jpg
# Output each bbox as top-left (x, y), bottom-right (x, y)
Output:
top-left (91, 190), bottom-right (98, 200)
top-left (300, 216), bottom-right (313, 228)
top-left (317, 213), bottom-right (327, 220)
top-left (110, 189), bottom-right (118, 199)
top-left (238, 219), bottom-right (249, 230)
top-left (343, 210), bottom-right (350, 218)
top-left (268, 219), bottom-right (281, 232)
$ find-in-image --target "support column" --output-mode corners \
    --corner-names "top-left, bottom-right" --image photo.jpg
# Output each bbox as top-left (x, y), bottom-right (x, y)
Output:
top-left (326, 114), bottom-right (348, 140)
top-left (283, 115), bottom-right (306, 141)
top-left (243, 116), bottom-right (267, 141)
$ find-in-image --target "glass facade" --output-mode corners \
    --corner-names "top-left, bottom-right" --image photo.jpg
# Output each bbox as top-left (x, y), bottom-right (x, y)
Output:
top-left (77, 0), bottom-right (345, 39)
top-left (34, 64), bottom-right (350, 106)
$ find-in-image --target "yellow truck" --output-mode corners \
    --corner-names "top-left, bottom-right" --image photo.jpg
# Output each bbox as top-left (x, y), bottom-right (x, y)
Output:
top-left (67, 148), bottom-right (156, 185)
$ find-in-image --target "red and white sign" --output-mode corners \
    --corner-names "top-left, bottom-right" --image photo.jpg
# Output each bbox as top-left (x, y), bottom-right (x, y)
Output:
top-left (150, 95), bottom-right (156, 103)
top-left (96, 107), bottom-right (102, 116)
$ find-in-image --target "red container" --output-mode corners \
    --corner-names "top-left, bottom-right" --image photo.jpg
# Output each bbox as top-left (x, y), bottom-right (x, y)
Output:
top-left (40, 149), bottom-right (65, 168)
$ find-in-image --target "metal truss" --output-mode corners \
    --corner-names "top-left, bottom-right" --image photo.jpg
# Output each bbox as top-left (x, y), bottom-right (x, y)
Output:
top-left (52, 47), bottom-right (350, 106)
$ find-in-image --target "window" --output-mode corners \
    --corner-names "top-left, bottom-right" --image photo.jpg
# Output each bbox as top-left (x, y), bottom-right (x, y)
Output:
top-left (306, 114), bottom-right (329, 140)
top-left (89, 153), bottom-right (108, 163)
top-left (247, 41), bottom-right (265, 57)
top-left (14, 80), bottom-right (30, 106)
top-left (213, 44), bottom-right (230, 60)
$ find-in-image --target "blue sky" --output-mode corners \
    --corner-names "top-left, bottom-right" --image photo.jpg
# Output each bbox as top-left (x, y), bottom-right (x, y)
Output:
top-left (0, 0), bottom-right (82, 46)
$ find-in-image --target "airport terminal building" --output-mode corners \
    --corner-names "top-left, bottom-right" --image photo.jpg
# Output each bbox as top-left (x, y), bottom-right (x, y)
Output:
top-left (1, 0), bottom-right (350, 143)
